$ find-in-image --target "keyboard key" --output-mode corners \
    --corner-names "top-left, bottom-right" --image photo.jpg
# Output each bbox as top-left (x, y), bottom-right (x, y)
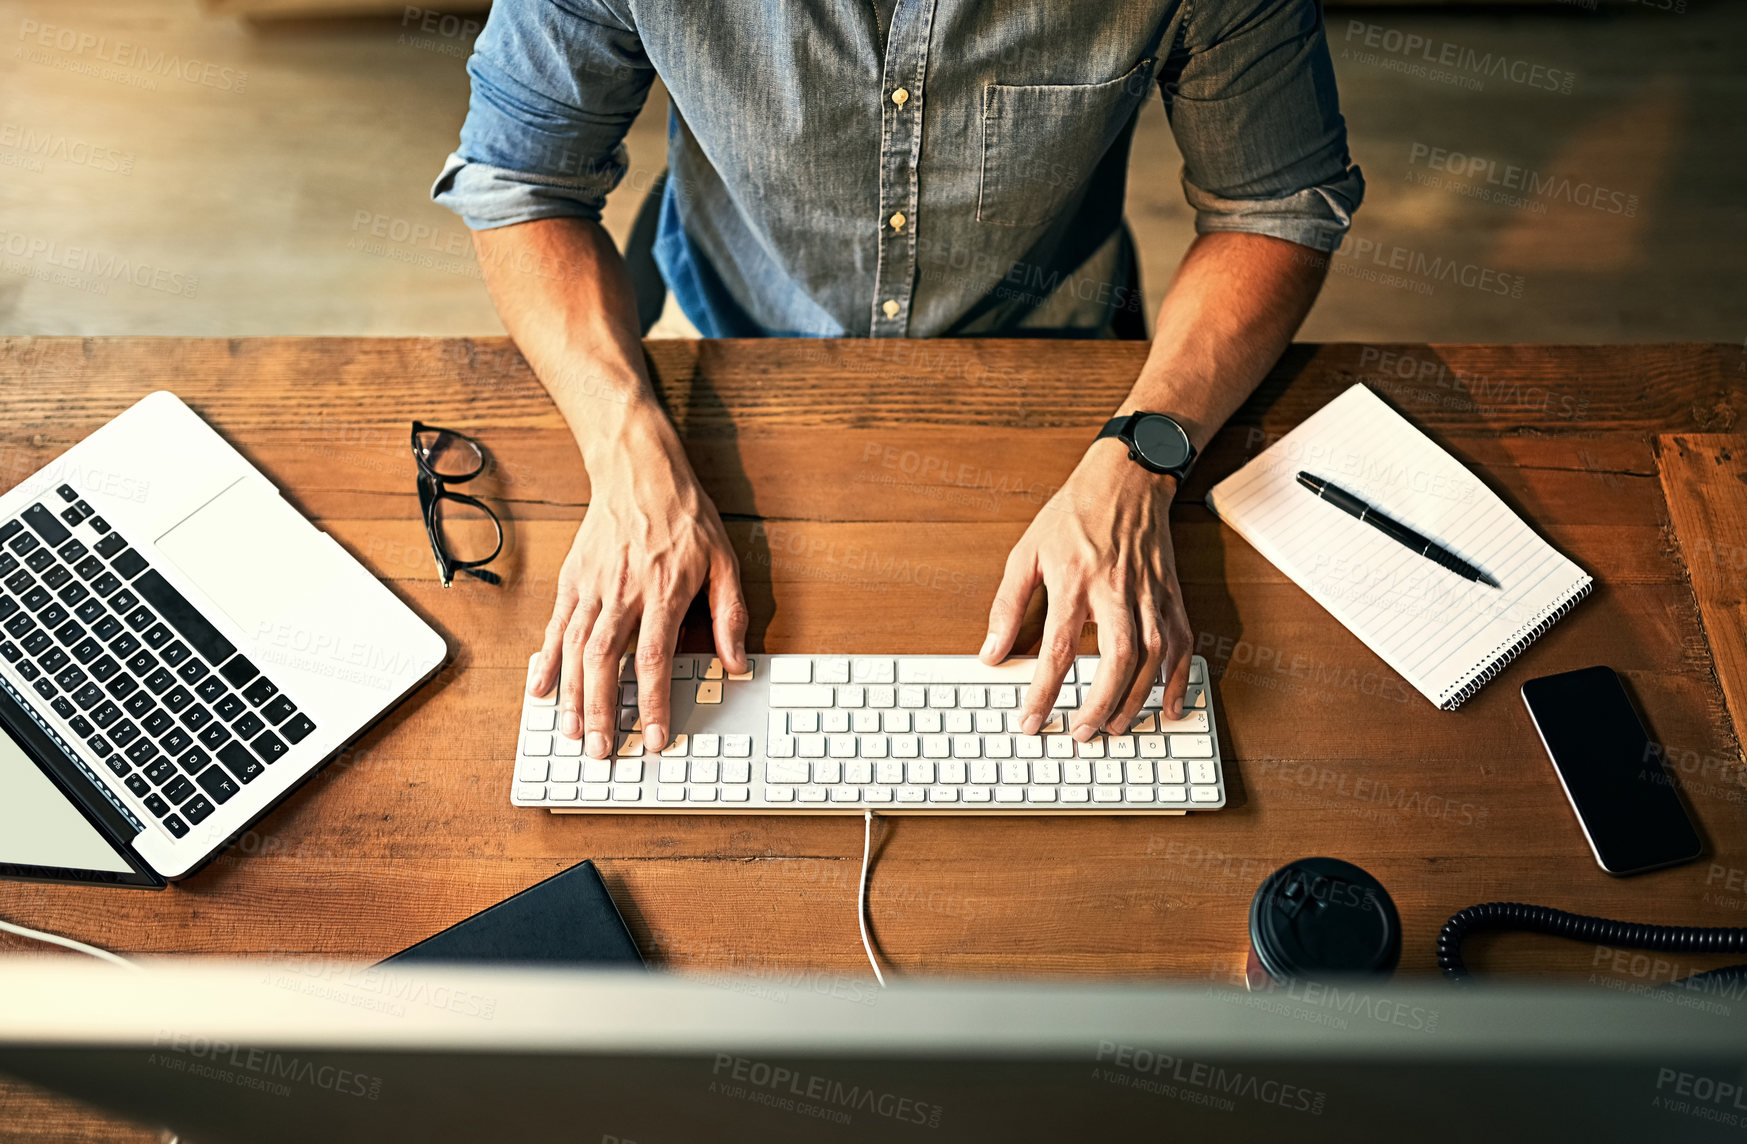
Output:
top-left (180, 704), bottom-right (213, 731)
top-left (194, 675), bottom-right (226, 702)
top-left (132, 571), bottom-right (238, 665)
top-left (108, 720), bottom-right (139, 748)
top-left (233, 712), bottom-right (264, 740)
top-left (182, 794), bottom-right (215, 824)
top-left (109, 588), bottom-right (138, 613)
top-left (242, 677), bottom-right (279, 707)
top-left (91, 572), bottom-right (121, 597)
top-left (161, 685), bottom-right (193, 712)
top-left (195, 764), bottom-right (241, 810)
top-left (0, 641), bottom-right (17, 663)
top-left (125, 606), bottom-right (154, 632)
top-left (54, 485), bottom-right (77, 504)
top-left (214, 691), bottom-right (246, 720)
top-left (143, 757), bottom-right (176, 785)
top-left (262, 695), bottom-right (296, 725)
top-left (251, 730), bottom-right (287, 764)
top-left (88, 515), bottom-right (109, 534)
top-left (162, 729), bottom-right (193, 756)
top-left (124, 774), bottom-right (150, 797)
top-left (74, 556), bottom-right (104, 581)
top-left (72, 683), bottom-right (103, 710)
top-left (142, 623), bottom-right (172, 650)
top-left (71, 637), bottom-right (102, 665)
top-left (105, 674), bottom-right (137, 700)
top-left (219, 654), bottom-right (258, 688)
top-left (68, 714), bottom-right (93, 738)
top-left (111, 549), bottom-right (148, 579)
top-left (22, 503), bottom-right (70, 547)
top-left (88, 654), bottom-right (118, 681)
top-left (770, 658), bottom-right (812, 683)
top-left (91, 701), bottom-right (120, 728)
top-left (39, 647), bottom-right (68, 673)
top-left (218, 742), bottom-right (264, 784)
top-left (197, 722), bottom-right (232, 751)
top-left (8, 532), bottom-right (38, 557)
top-left (54, 665), bottom-right (87, 691)
top-left (164, 643), bottom-right (194, 670)
top-left (1171, 735), bottom-right (1214, 759)
top-left (53, 619), bottom-right (85, 646)
top-left (126, 739), bottom-right (157, 765)
top-left (162, 813), bottom-right (189, 838)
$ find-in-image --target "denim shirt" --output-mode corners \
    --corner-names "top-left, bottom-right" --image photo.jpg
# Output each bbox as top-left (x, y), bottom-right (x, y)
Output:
top-left (432, 0), bottom-right (1364, 339)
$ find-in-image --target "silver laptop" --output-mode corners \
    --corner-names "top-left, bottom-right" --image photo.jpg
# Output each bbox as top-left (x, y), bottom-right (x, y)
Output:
top-left (0, 391), bottom-right (446, 886)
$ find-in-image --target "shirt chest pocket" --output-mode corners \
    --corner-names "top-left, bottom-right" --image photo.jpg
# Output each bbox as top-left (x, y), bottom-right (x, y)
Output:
top-left (977, 57), bottom-right (1158, 228)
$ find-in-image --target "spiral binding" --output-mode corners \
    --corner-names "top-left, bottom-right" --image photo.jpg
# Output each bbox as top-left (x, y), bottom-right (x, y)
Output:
top-left (1440, 580), bottom-right (1594, 710)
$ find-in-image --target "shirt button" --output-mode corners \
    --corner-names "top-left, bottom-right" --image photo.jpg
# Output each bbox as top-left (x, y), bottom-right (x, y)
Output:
top-left (882, 300), bottom-right (900, 319)
top-left (889, 212), bottom-right (906, 231)
top-left (891, 88), bottom-right (909, 106)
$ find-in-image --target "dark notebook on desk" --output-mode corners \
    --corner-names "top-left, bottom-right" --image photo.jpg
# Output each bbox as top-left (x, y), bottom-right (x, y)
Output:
top-left (381, 860), bottom-right (644, 967)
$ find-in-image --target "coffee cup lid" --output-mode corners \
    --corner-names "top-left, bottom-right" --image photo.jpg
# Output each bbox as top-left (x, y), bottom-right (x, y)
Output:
top-left (1249, 857), bottom-right (1402, 980)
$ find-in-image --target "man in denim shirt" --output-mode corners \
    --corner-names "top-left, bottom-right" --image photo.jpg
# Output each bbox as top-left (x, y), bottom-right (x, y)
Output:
top-left (433, 0), bottom-right (1363, 762)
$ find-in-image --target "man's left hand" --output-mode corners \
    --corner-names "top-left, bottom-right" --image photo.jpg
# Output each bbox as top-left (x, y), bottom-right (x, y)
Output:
top-left (979, 439), bottom-right (1193, 740)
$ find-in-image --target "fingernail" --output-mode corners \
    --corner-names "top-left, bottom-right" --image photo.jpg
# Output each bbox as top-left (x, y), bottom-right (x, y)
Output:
top-left (1170, 701), bottom-right (1184, 719)
top-left (1071, 722), bottom-right (1096, 743)
top-left (646, 724), bottom-right (666, 752)
top-left (526, 660), bottom-right (543, 694)
top-left (585, 731), bottom-right (607, 758)
top-left (559, 710), bottom-right (580, 737)
top-left (1021, 712), bottom-right (1042, 736)
top-left (1106, 716), bottom-right (1129, 735)
top-left (979, 633), bottom-right (999, 661)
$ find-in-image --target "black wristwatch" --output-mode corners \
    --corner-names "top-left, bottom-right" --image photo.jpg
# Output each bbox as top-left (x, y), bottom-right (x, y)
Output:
top-left (1096, 411), bottom-right (1197, 480)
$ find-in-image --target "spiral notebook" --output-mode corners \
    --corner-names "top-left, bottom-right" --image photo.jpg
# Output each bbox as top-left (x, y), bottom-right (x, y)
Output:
top-left (1206, 384), bottom-right (1592, 710)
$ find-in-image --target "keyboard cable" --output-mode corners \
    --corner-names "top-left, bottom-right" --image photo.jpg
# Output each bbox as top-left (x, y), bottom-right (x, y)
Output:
top-left (0, 912), bottom-right (138, 969)
top-left (859, 809), bottom-right (886, 988)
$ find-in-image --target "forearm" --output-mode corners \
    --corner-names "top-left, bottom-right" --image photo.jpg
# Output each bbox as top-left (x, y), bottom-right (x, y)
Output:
top-left (1119, 232), bottom-right (1329, 453)
top-left (473, 218), bottom-right (674, 469)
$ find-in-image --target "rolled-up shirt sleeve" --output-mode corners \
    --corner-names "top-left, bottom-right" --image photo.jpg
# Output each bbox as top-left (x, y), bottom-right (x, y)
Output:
top-left (431, 0), bottom-right (655, 229)
top-left (1161, 0), bottom-right (1364, 253)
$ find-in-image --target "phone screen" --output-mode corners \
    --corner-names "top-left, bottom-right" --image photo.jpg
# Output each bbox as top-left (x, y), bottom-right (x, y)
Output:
top-left (1521, 666), bottom-right (1701, 875)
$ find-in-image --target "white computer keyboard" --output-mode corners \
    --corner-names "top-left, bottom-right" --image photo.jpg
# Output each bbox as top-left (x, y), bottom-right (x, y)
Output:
top-left (510, 653), bottom-right (1225, 815)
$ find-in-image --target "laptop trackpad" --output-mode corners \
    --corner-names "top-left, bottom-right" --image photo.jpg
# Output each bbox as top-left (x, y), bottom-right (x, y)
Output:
top-left (153, 476), bottom-right (339, 642)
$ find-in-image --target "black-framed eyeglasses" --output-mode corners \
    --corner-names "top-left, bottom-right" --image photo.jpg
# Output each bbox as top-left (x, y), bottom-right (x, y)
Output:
top-left (412, 421), bottom-right (503, 588)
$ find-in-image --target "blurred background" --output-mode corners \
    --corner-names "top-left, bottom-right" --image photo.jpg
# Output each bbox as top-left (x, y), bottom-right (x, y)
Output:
top-left (0, 0), bottom-right (1741, 344)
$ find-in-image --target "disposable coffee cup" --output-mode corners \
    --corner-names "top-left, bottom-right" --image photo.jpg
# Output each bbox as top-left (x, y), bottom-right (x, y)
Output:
top-left (1246, 856), bottom-right (1401, 990)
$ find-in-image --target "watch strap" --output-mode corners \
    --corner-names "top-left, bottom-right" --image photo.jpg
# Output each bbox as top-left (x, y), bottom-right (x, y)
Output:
top-left (1095, 414), bottom-right (1131, 442)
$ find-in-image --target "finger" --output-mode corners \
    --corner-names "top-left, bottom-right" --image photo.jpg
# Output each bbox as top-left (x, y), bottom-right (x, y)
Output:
top-left (557, 596), bottom-right (601, 740)
top-left (1158, 604), bottom-right (1194, 720)
top-left (1111, 605), bottom-right (1166, 734)
top-left (981, 547), bottom-right (1040, 664)
top-left (531, 578), bottom-right (580, 697)
top-left (582, 610), bottom-right (635, 759)
top-left (1075, 593), bottom-right (1137, 740)
top-left (1018, 584), bottom-right (1085, 737)
top-left (635, 602), bottom-right (682, 753)
top-left (709, 546), bottom-right (751, 676)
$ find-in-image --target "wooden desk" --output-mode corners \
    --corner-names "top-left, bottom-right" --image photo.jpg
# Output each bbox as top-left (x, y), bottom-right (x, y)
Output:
top-left (2, 338), bottom-right (1745, 1140)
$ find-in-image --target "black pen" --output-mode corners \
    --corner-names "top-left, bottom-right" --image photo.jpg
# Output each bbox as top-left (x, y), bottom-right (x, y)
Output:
top-left (1296, 471), bottom-right (1500, 588)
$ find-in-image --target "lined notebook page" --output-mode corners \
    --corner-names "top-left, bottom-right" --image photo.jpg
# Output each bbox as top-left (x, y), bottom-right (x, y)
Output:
top-left (1207, 384), bottom-right (1591, 710)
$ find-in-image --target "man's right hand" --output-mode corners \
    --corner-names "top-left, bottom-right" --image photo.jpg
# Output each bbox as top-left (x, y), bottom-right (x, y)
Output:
top-left (526, 410), bottom-right (748, 759)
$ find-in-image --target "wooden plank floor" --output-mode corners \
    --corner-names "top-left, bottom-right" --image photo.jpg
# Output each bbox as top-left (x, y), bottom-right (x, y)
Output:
top-left (0, 338), bottom-right (1744, 1140)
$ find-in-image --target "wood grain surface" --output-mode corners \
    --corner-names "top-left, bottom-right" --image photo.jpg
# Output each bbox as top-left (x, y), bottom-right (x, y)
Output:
top-left (0, 337), bottom-right (1744, 1140)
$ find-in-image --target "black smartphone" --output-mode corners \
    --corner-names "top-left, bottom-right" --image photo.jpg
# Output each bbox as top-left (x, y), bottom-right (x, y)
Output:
top-left (1521, 666), bottom-right (1701, 876)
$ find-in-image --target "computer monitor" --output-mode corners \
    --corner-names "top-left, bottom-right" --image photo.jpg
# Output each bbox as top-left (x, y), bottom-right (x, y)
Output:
top-left (1, 958), bottom-right (1744, 1143)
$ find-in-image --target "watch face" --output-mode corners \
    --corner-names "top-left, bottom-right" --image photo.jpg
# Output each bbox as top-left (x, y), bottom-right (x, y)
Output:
top-left (1130, 415), bottom-right (1191, 470)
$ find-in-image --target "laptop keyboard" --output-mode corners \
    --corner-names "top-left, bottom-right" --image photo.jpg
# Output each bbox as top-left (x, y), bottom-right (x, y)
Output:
top-left (0, 484), bottom-right (318, 840)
